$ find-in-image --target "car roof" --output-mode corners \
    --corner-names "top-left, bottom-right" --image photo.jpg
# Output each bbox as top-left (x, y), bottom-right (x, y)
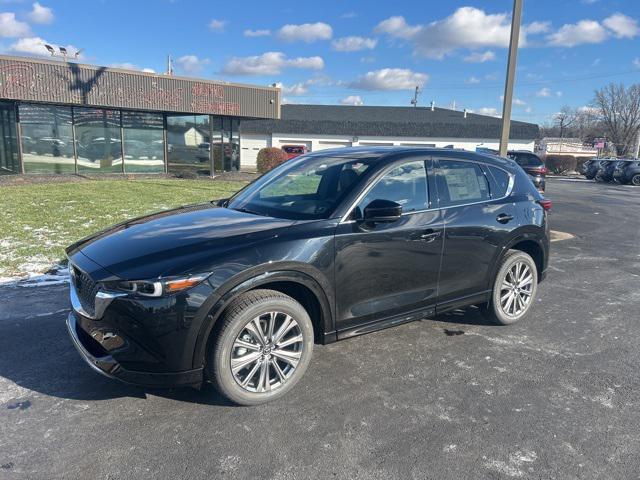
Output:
top-left (303, 146), bottom-right (514, 167)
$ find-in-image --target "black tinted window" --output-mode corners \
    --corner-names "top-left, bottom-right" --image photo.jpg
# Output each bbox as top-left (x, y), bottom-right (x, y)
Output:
top-left (437, 160), bottom-right (490, 207)
top-left (509, 153), bottom-right (542, 167)
top-left (486, 166), bottom-right (511, 197)
top-left (358, 161), bottom-right (428, 214)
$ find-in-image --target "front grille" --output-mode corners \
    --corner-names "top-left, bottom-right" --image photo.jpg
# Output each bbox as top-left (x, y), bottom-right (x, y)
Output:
top-left (72, 266), bottom-right (98, 317)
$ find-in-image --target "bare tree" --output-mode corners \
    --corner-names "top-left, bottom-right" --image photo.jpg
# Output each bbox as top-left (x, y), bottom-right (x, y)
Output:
top-left (593, 83), bottom-right (640, 157)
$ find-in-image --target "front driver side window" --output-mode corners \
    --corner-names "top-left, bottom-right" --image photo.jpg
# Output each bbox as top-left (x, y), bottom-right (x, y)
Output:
top-left (357, 160), bottom-right (429, 215)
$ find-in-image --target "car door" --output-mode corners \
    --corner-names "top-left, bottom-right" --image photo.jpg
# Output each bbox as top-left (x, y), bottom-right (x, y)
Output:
top-left (334, 158), bottom-right (444, 334)
top-left (434, 156), bottom-right (516, 309)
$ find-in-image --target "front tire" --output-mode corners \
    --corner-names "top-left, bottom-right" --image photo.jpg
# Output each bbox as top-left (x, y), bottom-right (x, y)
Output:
top-left (207, 289), bottom-right (314, 405)
top-left (482, 250), bottom-right (538, 325)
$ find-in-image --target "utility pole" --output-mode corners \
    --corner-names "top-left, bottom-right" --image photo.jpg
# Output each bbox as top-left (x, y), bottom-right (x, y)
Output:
top-left (499, 0), bottom-right (523, 156)
top-left (410, 86), bottom-right (421, 107)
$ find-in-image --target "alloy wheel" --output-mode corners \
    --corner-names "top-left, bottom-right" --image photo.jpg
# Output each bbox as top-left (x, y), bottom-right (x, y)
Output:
top-left (632, 175), bottom-right (640, 186)
top-left (230, 311), bottom-right (304, 393)
top-left (499, 261), bottom-right (534, 318)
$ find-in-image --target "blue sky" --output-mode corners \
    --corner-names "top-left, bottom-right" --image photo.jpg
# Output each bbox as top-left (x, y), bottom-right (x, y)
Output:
top-left (1, 0), bottom-right (639, 124)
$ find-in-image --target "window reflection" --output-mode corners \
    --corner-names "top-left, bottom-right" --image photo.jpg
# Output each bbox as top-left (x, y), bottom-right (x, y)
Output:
top-left (0, 102), bottom-right (20, 174)
top-left (75, 107), bottom-right (122, 173)
top-left (19, 104), bottom-right (75, 174)
top-left (166, 114), bottom-right (211, 176)
top-left (122, 112), bottom-right (164, 173)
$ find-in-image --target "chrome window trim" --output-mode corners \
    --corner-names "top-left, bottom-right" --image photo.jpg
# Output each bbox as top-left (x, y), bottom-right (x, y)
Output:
top-left (339, 158), bottom-right (515, 224)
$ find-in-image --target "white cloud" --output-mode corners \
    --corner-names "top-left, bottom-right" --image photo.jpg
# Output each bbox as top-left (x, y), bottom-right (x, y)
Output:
top-left (332, 36), bottom-right (377, 52)
top-left (222, 51), bottom-right (324, 75)
top-left (244, 29), bottom-right (271, 37)
top-left (0, 12), bottom-right (30, 37)
top-left (350, 68), bottom-right (428, 91)
top-left (466, 76), bottom-right (480, 84)
top-left (341, 95), bottom-right (364, 106)
top-left (525, 106), bottom-right (532, 113)
top-left (556, 91), bottom-right (563, 97)
top-left (208, 19), bottom-right (226, 32)
top-left (340, 12), bottom-right (358, 19)
top-left (9, 36), bottom-right (81, 58)
top-left (176, 55), bottom-right (210, 74)
top-left (109, 62), bottom-right (155, 73)
top-left (476, 107), bottom-right (500, 117)
top-left (536, 87), bottom-right (552, 97)
top-left (28, 2), bottom-right (53, 24)
top-left (277, 22), bottom-right (332, 43)
top-left (274, 82), bottom-right (309, 96)
top-left (548, 19), bottom-right (607, 46)
top-left (463, 50), bottom-right (495, 63)
top-left (524, 21), bottom-right (551, 34)
top-left (603, 13), bottom-right (639, 39)
top-left (374, 16), bottom-right (422, 39)
top-left (376, 8), bottom-right (531, 59)
top-left (634, 58), bottom-right (640, 69)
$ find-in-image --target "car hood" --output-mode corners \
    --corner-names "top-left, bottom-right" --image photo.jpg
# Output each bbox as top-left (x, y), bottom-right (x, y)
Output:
top-left (66, 204), bottom-right (295, 280)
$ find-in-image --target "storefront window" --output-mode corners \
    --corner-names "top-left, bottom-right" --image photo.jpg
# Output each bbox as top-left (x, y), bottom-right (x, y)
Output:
top-left (0, 102), bottom-right (20, 174)
top-left (230, 119), bottom-right (240, 172)
top-left (122, 112), bottom-right (164, 174)
top-left (211, 116), bottom-right (223, 173)
top-left (166, 114), bottom-right (211, 176)
top-left (19, 104), bottom-right (75, 174)
top-left (74, 107), bottom-right (122, 173)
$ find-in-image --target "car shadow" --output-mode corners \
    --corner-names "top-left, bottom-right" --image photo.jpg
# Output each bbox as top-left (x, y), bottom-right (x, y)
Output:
top-left (429, 305), bottom-right (497, 327)
top-left (0, 306), bottom-right (236, 407)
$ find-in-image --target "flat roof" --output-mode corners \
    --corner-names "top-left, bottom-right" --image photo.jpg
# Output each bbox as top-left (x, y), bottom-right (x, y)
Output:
top-left (241, 104), bottom-right (539, 140)
top-left (0, 55), bottom-right (280, 119)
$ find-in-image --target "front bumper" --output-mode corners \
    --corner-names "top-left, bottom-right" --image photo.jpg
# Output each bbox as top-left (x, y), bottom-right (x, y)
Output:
top-left (66, 311), bottom-right (203, 388)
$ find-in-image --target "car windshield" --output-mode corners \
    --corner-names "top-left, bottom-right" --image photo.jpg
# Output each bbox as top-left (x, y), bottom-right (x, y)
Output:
top-left (227, 152), bottom-right (382, 220)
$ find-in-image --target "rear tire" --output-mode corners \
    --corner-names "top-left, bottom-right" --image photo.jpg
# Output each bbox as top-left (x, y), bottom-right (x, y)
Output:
top-left (207, 289), bottom-right (314, 406)
top-left (631, 174), bottom-right (640, 187)
top-left (482, 250), bottom-right (538, 325)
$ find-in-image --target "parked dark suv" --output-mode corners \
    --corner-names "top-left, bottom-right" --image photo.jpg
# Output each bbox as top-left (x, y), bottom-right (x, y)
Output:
top-left (66, 147), bottom-right (550, 405)
top-left (506, 151), bottom-right (547, 192)
top-left (613, 160), bottom-right (639, 184)
top-left (584, 158), bottom-right (605, 179)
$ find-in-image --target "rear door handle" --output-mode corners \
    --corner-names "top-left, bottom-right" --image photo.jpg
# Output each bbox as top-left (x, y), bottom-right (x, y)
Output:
top-left (496, 213), bottom-right (514, 224)
top-left (420, 230), bottom-right (442, 242)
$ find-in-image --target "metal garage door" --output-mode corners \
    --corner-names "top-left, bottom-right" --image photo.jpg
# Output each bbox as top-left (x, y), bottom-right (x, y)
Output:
top-left (240, 134), bottom-right (269, 169)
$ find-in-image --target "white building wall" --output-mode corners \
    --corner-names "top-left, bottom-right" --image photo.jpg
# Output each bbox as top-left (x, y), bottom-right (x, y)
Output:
top-left (239, 132), bottom-right (535, 170)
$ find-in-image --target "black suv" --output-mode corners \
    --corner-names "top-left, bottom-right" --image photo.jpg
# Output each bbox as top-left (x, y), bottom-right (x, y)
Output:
top-left (506, 151), bottom-right (547, 192)
top-left (66, 147), bottom-right (550, 405)
top-left (613, 160), bottom-right (640, 185)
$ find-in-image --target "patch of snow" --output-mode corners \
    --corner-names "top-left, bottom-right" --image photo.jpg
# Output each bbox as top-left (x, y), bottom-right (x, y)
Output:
top-left (0, 266), bottom-right (69, 288)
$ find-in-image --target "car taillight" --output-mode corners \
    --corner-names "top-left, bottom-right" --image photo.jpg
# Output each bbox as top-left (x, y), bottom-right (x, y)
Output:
top-left (538, 199), bottom-right (552, 211)
top-left (539, 166), bottom-right (548, 175)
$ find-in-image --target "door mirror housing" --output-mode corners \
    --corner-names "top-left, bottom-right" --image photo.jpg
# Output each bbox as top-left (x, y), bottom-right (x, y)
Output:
top-left (362, 199), bottom-right (403, 223)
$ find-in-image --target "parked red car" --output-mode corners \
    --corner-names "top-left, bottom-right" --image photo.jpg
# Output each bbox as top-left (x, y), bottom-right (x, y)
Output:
top-left (282, 145), bottom-right (308, 159)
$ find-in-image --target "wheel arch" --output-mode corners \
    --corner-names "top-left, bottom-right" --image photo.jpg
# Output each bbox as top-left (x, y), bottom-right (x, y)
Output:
top-left (487, 232), bottom-right (547, 291)
top-left (192, 269), bottom-right (335, 370)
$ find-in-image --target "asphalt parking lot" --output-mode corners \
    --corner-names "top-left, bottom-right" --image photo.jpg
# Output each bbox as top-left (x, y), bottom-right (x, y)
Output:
top-left (1, 177), bottom-right (639, 480)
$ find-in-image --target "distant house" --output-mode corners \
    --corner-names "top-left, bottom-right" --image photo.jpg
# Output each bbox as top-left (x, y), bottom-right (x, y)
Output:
top-left (536, 138), bottom-right (597, 158)
top-left (239, 104), bottom-right (539, 170)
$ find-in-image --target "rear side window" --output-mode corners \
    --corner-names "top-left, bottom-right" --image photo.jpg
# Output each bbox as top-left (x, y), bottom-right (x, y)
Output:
top-left (485, 166), bottom-right (511, 198)
top-left (436, 160), bottom-right (490, 207)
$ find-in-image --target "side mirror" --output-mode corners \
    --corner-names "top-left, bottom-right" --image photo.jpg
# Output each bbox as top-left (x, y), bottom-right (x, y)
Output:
top-left (363, 199), bottom-right (402, 224)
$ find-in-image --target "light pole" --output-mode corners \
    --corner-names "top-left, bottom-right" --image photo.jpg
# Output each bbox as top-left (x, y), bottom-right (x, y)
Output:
top-left (499, 0), bottom-right (523, 157)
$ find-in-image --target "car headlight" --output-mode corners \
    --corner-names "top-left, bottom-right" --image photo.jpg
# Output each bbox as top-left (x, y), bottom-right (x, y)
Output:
top-left (104, 273), bottom-right (211, 297)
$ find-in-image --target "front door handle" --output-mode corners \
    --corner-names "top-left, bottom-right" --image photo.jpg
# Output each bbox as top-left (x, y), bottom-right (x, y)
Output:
top-left (496, 213), bottom-right (514, 224)
top-left (420, 230), bottom-right (442, 242)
